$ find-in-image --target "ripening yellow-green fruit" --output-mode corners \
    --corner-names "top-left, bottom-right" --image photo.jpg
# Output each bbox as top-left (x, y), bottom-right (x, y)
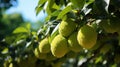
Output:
top-left (68, 32), bottom-right (83, 52)
top-left (59, 19), bottom-right (77, 37)
top-left (77, 25), bottom-right (97, 49)
top-left (91, 41), bottom-right (101, 51)
top-left (51, 35), bottom-right (69, 58)
top-left (39, 38), bottom-right (50, 53)
top-left (34, 48), bottom-right (46, 59)
top-left (45, 52), bottom-right (57, 61)
top-left (100, 44), bottom-right (112, 54)
top-left (100, 18), bottom-right (120, 33)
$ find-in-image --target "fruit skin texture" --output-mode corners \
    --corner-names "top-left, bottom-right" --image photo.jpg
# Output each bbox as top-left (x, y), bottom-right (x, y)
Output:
top-left (91, 41), bottom-right (101, 51)
top-left (34, 48), bottom-right (46, 59)
top-left (45, 52), bottom-right (57, 61)
top-left (59, 19), bottom-right (77, 37)
top-left (77, 25), bottom-right (97, 49)
top-left (39, 38), bottom-right (50, 53)
top-left (51, 35), bottom-right (69, 58)
top-left (68, 32), bottom-right (82, 52)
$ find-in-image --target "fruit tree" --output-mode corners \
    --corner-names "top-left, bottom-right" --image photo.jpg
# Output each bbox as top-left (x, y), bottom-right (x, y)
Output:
top-left (1, 0), bottom-right (120, 67)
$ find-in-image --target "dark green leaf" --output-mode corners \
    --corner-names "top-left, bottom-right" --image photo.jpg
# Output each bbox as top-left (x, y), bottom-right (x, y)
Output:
top-left (38, 0), bottom-right (47, 5)
top-left (45, 10), bottom-right (60, 21)
top-left (49, 24), bottom-right (59, 43)
top-left (36, 0), bottom-right (47, 15)
top-left (36, 6), bottom-right (43, 15)
top-left (70, 0), bottom-right (85, 9)
top-left (46, 0), bottom-right (55, 14)
top-left (13, 27), bottom-right (28, 34)
top-left (57, 5), bottom-right (72, 19)
top-left (95, 0), bottom-right (110, 13)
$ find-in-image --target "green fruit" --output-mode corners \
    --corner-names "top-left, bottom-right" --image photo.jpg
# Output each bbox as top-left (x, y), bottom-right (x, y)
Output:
top-left (91, 41), bottom-right (101, 51)
top-left (39, 38), bottom-right (50, 53)
top-left (51, 35), bottom-right (69, 58)
top-left (100, 18), bottom-right (120, 33)
top-left (100, 44), bottom-right (112, 54)
top-left (70, 0), bottom-right (85, 9)
top-left (45, 52), bottom-right (57, 61)
top-left (68, 32), bottom-right (83, 52)
top-left (34, 48), bottom-right (46, 59)
top-left (77, 25), bottom-right (97, 49)
top-left (59, 19), bottom-right (77, 37)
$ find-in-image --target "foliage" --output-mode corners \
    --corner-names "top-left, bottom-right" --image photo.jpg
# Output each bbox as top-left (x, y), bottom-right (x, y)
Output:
top-left (1, 0), bottom-right (120, 67)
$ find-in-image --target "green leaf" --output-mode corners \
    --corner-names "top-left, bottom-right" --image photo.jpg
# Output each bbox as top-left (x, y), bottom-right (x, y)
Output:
top-left (70, 0), bottom-right (85, 9)
top-left (52, 3), bottom-right (60, 10)
top-left (57, 5), bottom-right (72, 19)
top-left (49, 30), bottom-right (58, 43)
top-left (36, 0), bottom-right (47, 15)
top-left (86, 0), bottom-right (94, 5)
top-left (49, 24), bottom-right (59, 43)
top-left (5, 35), bottom-right (16, 44)
top-left (51, 10), bottom-right (61, 16)
top-left (46, 0), bottom-right (55, 15)
top-left (95, 0), bottom-right (110, 13)
top-left (5, 34), bottom-right (28, 44)
top-left (13, 27), bottom-right (28, 34)
top-left (95, 56), bottom-right (102, 63)
top-left (45, 10), bottom-right (60, 21)
top-left (1, 48), bottom-right (8, 54)
top-left (38, 0), bottom-right (47, 5)
top-left (36, 6), bottom-right (43, 15)
top-left (26, 23), bottom-right (31, 31)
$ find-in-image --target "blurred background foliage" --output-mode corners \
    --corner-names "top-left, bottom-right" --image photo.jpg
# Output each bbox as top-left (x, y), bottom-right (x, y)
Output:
top-left (0, 0), bottom-right (43, 67)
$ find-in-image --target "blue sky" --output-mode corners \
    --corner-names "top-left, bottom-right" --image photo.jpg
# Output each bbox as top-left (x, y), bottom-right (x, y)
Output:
top-left (6, 0), bottom-right (46, 22)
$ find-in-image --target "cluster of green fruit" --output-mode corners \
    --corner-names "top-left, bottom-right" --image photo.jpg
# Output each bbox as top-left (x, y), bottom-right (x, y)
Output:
top-left (4, 17), bottom-right (120, 67)
top-left (36, 18), bottom-right (98, 59)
